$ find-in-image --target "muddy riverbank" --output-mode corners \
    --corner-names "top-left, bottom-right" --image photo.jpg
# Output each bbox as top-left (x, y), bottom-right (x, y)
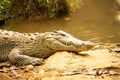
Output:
top-left (0, 43), bottom-right (120, 80)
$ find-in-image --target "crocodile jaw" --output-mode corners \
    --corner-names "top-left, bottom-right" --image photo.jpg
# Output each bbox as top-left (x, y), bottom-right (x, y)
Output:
top-left (44, 30), bottom-right (94, 52)
top-left (46, 38), bottom-right (94, 52)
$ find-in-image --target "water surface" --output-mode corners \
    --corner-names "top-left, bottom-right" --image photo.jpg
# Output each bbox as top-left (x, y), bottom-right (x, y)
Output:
top-left (3, 0), bottom-right (120, 43)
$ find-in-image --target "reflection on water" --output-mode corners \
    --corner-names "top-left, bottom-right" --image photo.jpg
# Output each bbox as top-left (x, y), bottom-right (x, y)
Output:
top-left (2, 0), bottom-right (120, 43)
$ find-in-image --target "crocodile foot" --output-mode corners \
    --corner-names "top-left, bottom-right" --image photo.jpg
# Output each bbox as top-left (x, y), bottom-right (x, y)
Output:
top-left (29, 58), bottom-right (44, 66)
top-left (9, 48), bottom-right (45, 66)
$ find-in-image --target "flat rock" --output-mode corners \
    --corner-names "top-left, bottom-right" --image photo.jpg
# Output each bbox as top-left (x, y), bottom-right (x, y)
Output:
top-left (0, 73), bottom-right (13, 80)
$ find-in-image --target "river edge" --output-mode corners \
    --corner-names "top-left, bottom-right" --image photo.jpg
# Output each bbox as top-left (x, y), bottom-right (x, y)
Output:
top-left (0, 43), bottom-right (120, 80)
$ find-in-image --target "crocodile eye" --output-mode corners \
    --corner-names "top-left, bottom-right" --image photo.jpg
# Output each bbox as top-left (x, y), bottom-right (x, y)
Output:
top-left (54, 30), bottom-right (67, 36)
top-left (59, 33), bottom-right (66, 36)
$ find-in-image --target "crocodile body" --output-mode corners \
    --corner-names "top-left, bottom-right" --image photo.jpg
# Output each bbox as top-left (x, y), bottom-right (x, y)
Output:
top-left (0, 29), bottom-right (94, 66)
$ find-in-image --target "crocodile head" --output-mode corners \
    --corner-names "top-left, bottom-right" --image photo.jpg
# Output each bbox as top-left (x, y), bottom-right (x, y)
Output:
top-left (44, 30), bottom-right (94, 52)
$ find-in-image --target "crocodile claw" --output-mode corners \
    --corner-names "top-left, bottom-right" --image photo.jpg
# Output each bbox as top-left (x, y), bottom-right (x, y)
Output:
top-left (30, 58), bottom-right (44, 66)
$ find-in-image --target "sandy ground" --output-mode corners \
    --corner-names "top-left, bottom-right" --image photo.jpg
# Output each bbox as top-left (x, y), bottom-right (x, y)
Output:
top-left (0, 44), bottom-right (120, 80)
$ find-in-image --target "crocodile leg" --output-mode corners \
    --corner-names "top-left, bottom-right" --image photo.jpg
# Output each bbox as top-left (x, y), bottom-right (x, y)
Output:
top-left (8, 48), bottom-right (44, 66)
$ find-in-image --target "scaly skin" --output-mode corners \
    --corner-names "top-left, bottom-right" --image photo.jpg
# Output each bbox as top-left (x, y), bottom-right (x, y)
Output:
top-left (0, 29), bottom-right (94, 66)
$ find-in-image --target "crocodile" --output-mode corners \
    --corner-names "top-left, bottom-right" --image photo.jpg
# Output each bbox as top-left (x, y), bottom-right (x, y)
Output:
top-left (0, 29), bottom-right (94, 66)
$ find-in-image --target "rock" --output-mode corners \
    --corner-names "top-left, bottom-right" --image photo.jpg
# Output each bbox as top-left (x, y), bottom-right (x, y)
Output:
top-left (109, 70), bottom-right (118, 75)
top-left (8, 70), bottom-right (21, 79)
top-left (10, 66), bottom-right (19, 70)
top-left (0, 67), bottom-right (10, 73)
top-left (0, 73), bottom-right (13, 80)
top-left (114, 48), bottom-right (120, 53)
top-left (62, 71), bottom-right (81, 76)
top-left (64, 17), bottom-right (70, 21)
top-left (84, 70), bottom-right (100, 76)
top-left (24, 65), bottom-right (34, 72)
top-left (0, 62), bottom-right (11, 68)
top-left (10, 70), bottom-right (21, 79)
top-left (38, 70), bottom-right (45, 74)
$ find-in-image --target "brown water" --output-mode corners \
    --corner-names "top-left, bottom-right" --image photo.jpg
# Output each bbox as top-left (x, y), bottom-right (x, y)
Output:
top-left (3, 0), bottom-right (120, 43)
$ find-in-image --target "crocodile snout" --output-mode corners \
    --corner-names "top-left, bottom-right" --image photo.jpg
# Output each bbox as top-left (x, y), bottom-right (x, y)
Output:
top-left (83, 41), bottom-right (94, 50)
top-left (74, 41), bottom-right (94, 52)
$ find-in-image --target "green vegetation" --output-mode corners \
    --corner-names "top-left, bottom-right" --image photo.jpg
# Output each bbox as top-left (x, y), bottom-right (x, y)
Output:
top-left (0, 0), bottom-right (81, 19)
top-left (0, 0), bottom-right (11, 19)
top-left (37, 0), bottom-right (71, 18)
top-left (39, 0), bottom-right (81, 18)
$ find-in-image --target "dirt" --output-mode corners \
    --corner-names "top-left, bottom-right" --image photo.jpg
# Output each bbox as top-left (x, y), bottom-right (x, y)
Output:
top-left (0, 43), bottom-right (120, 80)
